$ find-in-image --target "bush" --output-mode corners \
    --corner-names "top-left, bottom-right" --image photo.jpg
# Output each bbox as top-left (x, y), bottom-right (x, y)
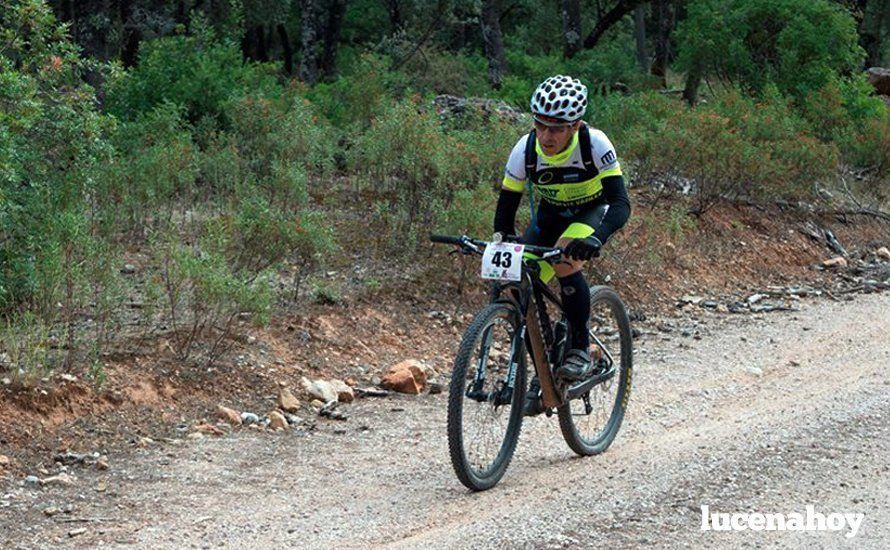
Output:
top-left (676, 0), bottom-right (864, 101)
top-left (105, 30), bottom-right (279, 124)
top-left (593, 89), bottom-right (837, 211)
top-left (103, 102), bottom-right (200, 230)
top-left (348, 97), bottom-right (525, 246)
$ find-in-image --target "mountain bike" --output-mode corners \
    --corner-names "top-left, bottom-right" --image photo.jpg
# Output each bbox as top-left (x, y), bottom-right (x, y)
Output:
top-left (430, 234), bottom-right (633, 491)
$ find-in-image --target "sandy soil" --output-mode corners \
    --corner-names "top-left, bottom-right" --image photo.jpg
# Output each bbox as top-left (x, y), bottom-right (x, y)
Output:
top-left (1, 291), bottom-right (888, 549)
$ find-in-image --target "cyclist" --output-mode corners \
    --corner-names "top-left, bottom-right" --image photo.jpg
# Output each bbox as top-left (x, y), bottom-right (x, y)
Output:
top-left (493, 75), bottom-right (631, 415)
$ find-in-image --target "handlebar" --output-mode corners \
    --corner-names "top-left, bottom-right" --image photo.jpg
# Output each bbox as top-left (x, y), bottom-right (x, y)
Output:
top-left (429, 234), bottom-right (563, 260)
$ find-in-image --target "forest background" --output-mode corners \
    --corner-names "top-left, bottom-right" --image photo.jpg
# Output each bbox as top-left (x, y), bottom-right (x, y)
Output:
top-left (1, 0), bottom-right (888, 383)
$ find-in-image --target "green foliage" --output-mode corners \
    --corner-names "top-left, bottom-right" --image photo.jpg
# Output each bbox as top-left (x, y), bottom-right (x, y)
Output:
top-left (348, 97), bottom-right (524, 246)
top-left (676, 0), bottom-right (864, 100)
top-left (306, 53), bottom-right (395, 128)
top-left (105, 31), bottom-right (279, 123)
top-left (103, 102), bottom-right (200, 229)
top-left (595, 89), bottom-right (837, 212)
top-left (151, 224), bottom-right (273, 363)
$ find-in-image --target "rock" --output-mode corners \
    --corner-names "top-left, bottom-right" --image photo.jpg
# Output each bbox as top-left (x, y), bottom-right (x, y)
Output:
top-left (277, 387), bottom-right (301, 413)
top-left (678, 295), bottom-right (704, 305)
top-left (59, 373), bottom-right (77, 382)
top-left (877, 247), bottom-right (890, 261)
top-left (746, 293), bottom-right (765, 304)
top-left (283, 413), bottom-right (303, 426)
top-left (319, 401), bottom-right (348, 421)
top-left (1, 377), bottom-right (10, 386)
top-left (268, 411), bottom-right (288, 430)
top-left (68, 528), bottom-right (87, 538)
top-left (302, 378), bottom-right (338, 404)
top-left (329, 380), bottom-right (355, 403)
top-left (428, 381), bottom-right (444, 395)
top-left (43, 506), bottom-right (61, 516)
top-left (217, 405), bottom-right (242, 426)
top-left (240, 412), bottom-right (260, 425)
top-left (381, 359), bottom-right (427, 394)
top-left (310, 399), bottom-right (324, 409)
top-left (41, 473), bottom-right (77, 487)
top-left (96, 456), bottom-right (109, 471)
top-left (194, 423), bottom-right (225, 436)
top-left (822, 257), bottom-right (848, 268)
top-left (715, 304), bottom-right (729, 314)
top-left (355, 387), bottom-right (389, 398)
top-left (120, 264), bottom-right (136, 275)
top-left (0, 455), bottom-right (10, 469)
top-left (433, 94), bottom-right (526, 124)
top-left (746, 366), bottom-right (764, 377)
top-left (866, 67), bottom-right (890, 95)
top-left (24, 475), bottom-right (40, 486)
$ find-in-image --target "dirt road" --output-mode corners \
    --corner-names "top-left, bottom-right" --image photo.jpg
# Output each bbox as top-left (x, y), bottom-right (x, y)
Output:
top-left (2, 292), bottom-right (889, 549)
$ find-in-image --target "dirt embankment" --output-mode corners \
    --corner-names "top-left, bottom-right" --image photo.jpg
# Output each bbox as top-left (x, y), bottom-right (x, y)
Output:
top-left (0, 197), bottom-right (887, 474)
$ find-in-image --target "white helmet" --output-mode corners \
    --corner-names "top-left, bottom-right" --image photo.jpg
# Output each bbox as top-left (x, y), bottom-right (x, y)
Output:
top-left (530, 75), bottom-right (588, 122)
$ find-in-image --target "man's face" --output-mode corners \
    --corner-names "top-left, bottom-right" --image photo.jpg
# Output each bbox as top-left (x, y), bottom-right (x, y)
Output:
top-left (533, 116), bottom-right (581, 156)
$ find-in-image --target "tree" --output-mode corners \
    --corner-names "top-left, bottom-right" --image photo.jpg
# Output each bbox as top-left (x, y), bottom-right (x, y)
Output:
top-left (480, 0), bottom-right (507, 88)
top-left (562, 0), bottom-right (582, 58)
top-left (633, 5), bottom-right (649, 71)
top-left (650, 0), bottom-right (675, 87)
top-left (321, 0), bottom-right (349, 79)
top-left (299, 0), bottom-right (319, 83)
top-left (676, 0), bottom-right (865, 103)
top-left (583, 0), bottom-right (649, 49)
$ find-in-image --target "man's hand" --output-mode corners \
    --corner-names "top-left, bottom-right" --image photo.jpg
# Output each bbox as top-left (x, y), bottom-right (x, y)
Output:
top-left (492, 232), bottom-right (524, 244)
top-left (564, 236), bottom-right (602, 261)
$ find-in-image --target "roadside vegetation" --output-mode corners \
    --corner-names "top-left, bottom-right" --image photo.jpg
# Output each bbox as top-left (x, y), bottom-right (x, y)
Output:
top-left (1, 0), bottom-right (888, 384)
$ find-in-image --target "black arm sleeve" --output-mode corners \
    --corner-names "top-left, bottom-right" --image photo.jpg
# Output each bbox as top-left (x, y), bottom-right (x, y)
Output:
top-left (594, 175), bottom-right (631, 243)
top-left (493, 189), bottom-right (523, 235)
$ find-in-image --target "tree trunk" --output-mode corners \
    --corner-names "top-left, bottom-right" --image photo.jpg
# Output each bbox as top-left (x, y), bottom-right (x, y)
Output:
top-left (561, 0), bottom-right (582, 59)
top-left (119, 0), bottom-right (140, 68)
top-left (682, 65), bottom-right (701, 106)
top-left (481, 0), bottom-right (508, 88)
top-left (387, 0), bottom-right (402, 31)
top-left (856, 0), bottom-right (887, 67)
top-left (278, 23), bottom-right (294, 75)
top-left (299, 0), bottom-right (320, 84)
top-left (633, 5), bottom-right (648, 71)
top-left (651, 0), bottom-right (674, 87)
top-left (583, 0), bottom-right (647, 50)
top-left (321, 0), bottom-right (348, 79)
top-left (256, 25), bottom-right (269, 62)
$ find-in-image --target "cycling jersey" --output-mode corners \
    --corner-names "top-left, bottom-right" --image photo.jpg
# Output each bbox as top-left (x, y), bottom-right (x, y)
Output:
top-left (502, 125), bottom-right (622, 207)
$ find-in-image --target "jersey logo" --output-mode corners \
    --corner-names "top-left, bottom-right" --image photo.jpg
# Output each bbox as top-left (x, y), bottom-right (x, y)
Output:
top-left (537, 187), bottom-right (559, 199)
top-left (538, 171), bottom-right (554, 184)
top-left (600, 151), bottom-right (616, 165)
top-left (562, 173), bottom-right (580, 182)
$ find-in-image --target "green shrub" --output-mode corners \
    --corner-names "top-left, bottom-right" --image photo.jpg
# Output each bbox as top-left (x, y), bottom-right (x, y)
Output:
top-left (103, 102), bottom-right (200, 229)
top-left (676, 0), bottom-right (864, 101)
top-left (105, 31), bottom-right (279, 124)
top-left (594, 89), bottom-right (837, 211)
top-left (349, 97), bottom-right (525, 246)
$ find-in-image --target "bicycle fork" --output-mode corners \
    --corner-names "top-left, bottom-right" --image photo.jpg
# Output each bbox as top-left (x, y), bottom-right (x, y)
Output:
top-left (465, 324), bottom-right (526, 406)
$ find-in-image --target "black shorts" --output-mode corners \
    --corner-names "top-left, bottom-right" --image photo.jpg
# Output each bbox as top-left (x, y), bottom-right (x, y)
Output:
top-left (522, 200), bottom-right (608, 247)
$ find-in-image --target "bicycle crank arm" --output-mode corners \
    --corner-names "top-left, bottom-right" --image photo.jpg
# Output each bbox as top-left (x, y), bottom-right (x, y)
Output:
top-left (565, 364), bottom-right (617, 400)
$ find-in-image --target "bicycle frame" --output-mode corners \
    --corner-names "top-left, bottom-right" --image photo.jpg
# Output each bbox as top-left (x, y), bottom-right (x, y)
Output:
top-left (492, 266), bottom-right (567, 410)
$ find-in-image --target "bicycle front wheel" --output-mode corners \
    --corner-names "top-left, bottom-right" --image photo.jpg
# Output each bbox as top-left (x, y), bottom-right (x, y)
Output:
top-left (558, 285), bottom-right (633, 456)
top-left (447, 302), bottom-right (527, 491)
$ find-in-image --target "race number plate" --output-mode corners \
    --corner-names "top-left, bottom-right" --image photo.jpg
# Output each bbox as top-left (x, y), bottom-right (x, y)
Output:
top-left (481, 242), bottom-right (525, 281)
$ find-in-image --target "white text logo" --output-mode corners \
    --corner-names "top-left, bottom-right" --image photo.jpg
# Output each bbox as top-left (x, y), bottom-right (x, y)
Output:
top-left (700, 505), bottom-right (864, 539)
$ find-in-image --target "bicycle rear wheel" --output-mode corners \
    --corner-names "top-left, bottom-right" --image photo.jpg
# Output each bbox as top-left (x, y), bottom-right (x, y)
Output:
top-left (447, 302), bottom-right (527, 491)
top-left (558, 285), bottom-right (633, 456)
